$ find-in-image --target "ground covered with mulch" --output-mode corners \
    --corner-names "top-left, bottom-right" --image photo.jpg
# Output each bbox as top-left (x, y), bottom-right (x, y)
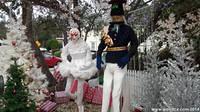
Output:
top-left (56, 101), bottom-right (101, 112)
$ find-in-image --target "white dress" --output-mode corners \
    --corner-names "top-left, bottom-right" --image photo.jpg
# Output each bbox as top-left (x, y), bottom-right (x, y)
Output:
top-left (58, 39), bottom-right (97, 80)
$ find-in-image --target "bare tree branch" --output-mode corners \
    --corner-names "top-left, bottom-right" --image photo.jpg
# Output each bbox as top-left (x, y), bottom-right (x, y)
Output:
top-left (134, 0), bottom-right (142, 8)
top-left (21, 0), bottom-right (56, 86)
top-left (29, 0), bottom-right (69, 14)
top-left (129, 0), bottom-right (153, 10)
top-left (126, 0), bottom-right (153, 19)
top-left (129, 0), bottom-right (137, 6)
top-left (0, 1), bottom-right (16, 19)
top-left (140, 0), bottom-right (152, 7)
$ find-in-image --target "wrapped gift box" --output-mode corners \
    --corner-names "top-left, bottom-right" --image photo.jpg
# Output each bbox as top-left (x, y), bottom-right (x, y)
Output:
top-left (54, 91), bottom-right (70, 104)
top-left (131, 101), bottom-right (144, 112)
top-left (133, 105), bottom-right (144, 112)
top-left (39, 100), bottom-right (57, 112)
top-left (92, 86), bottom-right (103, 105)
top-left (84, 86), bottom-right (96, 103)
top-left (83, 82), bottom-right (89, 96)
top-left (52, 67), bottom-right (64, 82)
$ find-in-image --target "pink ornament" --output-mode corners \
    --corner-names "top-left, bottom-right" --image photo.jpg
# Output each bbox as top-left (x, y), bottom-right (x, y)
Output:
top-left (13, 89), bottom-right (16, 95)
top-left (42, 88), bottom-right (49, 96)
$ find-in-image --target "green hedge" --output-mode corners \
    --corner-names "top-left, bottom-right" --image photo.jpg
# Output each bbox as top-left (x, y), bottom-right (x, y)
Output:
top-left (53, 50), bottom-right (61, 57)
top-left (46, 39), bottom-right (62, 51)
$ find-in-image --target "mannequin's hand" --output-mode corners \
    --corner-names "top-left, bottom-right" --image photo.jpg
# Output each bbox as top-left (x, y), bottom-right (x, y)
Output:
top-left (96, 55), bottom-right (104, 70)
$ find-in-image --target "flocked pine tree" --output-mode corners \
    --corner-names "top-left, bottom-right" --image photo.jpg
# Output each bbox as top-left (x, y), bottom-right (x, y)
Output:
top-left (141, 40), bottom-right (165, 112)
top-left (148, 11), bottom-right (200, 111)
top-left (161, 41), bottom-right (200, 109)
top-left (0, 18), bottom-right (48, 106)
top-left (0, 58), bottom-right (35, 112)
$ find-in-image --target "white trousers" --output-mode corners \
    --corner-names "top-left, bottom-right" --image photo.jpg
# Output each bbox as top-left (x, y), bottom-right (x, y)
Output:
top-left (101, 63), bottom-right (126, 112)
top-left (65, 77), bottom-right (84, 112)
top-left (65, 77), bottom-right (73, 94)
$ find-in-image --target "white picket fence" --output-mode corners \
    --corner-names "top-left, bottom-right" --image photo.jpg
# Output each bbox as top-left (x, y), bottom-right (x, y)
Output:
top-left (122, 70), bottom-right (155, 112)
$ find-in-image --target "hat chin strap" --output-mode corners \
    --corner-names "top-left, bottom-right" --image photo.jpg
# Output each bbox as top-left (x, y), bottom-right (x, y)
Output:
top-left (112, 16), bottom-right (124, 22)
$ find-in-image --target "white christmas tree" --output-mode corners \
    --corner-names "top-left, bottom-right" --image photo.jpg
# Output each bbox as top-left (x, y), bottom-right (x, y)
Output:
top-left (0, 18), bottom-right (48, 106)
top-left (140, 40), bottom-right (166, 111)
top-left (27, 58), bottom-right (49, 106)
top-left (146, 11), bottom-right (200, 111)
top-left (161, 42), bottom-right (200, 109)
top-left (157, 13), bottom-right (200, 109)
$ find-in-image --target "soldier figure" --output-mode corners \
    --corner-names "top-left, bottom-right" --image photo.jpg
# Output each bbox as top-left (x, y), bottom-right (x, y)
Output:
top-left (96, 0), bottom-right (139, 112)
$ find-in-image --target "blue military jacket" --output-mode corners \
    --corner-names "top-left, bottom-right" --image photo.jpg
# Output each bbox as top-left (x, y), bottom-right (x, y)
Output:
top-left (97, 21), bottom-right (139, 63)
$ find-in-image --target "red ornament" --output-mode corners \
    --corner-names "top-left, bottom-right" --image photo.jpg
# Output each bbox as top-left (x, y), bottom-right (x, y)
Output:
top-left (11, 40), bottom-right (16, 46)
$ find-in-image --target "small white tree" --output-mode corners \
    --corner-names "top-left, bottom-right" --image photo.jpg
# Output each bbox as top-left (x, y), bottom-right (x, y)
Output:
top-left (1, 18), bottom-right (48, 106)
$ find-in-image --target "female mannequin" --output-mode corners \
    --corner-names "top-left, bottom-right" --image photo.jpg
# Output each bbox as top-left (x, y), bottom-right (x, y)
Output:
top-left (59, 28), bottom-right (97, 112)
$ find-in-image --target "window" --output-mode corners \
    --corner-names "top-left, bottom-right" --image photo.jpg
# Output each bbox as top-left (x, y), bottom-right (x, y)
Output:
top-left (91, 42), bottom-right (95, 50)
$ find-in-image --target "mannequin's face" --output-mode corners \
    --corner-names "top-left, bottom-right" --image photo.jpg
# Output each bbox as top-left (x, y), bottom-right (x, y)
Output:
top-left (69, 28), bottom-right (80, 43)
top-left (70, 31), bottom-right (79, 42)
top-left (111, 15), bottom-right (124, 22)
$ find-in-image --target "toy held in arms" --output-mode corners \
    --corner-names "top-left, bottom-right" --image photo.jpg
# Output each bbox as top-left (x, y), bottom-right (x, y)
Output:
top-left (102, 26), bottom-right (113, 47)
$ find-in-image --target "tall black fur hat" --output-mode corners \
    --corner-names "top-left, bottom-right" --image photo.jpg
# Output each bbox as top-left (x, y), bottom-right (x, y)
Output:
top-left (109, 0), bottom-right (127, 16)
top-left (108, 0), bottom-right (126, 4)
